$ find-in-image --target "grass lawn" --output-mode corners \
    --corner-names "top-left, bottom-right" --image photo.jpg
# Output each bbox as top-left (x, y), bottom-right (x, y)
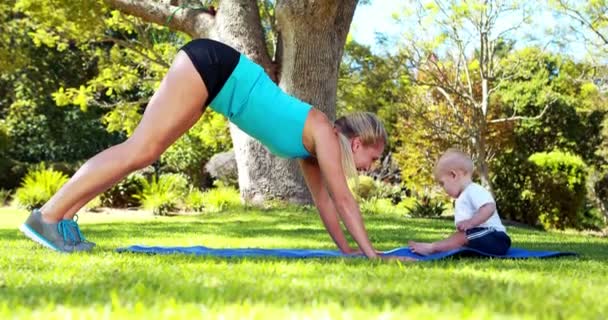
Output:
top-left (1, 206), bottom-right (606, 319)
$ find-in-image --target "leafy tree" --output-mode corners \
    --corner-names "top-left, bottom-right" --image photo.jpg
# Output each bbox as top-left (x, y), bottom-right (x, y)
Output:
top-left (15, 0), bottom-right (362, 205)
top-left (491, 48), bottom-right (607, 226)
top-left (0, 2), bottom-right (123, 165)
top-left (394, 0), bottom-right (543, 191)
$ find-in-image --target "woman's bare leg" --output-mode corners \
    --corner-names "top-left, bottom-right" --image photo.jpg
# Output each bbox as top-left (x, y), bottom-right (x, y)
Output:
top-left (40, 51), bottom-right (208, 222)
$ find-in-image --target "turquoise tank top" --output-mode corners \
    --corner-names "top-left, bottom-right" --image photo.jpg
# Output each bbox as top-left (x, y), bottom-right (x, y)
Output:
top-left (208, 55), bottom-right (312, 159)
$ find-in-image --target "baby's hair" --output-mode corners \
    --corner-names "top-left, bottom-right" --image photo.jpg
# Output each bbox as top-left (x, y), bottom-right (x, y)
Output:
top-left (435, 148), bottom-right (474, 176)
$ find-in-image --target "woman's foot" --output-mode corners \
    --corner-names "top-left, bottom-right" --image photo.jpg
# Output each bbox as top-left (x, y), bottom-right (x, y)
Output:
top-left (20, 209), bottom-right (95, 252)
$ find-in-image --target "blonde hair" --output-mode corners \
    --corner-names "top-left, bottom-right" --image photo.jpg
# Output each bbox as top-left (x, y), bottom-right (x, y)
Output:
top-left (434, 148), bottom-right (474, 178)
top-left (334, 112), bottom-right (387, 179)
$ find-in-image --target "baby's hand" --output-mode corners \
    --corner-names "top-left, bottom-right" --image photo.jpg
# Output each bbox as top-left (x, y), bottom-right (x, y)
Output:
top-left (457, 219), bottom-right (476, 231)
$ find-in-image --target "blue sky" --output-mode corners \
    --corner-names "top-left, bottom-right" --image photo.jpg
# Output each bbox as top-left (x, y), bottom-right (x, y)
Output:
top-left (350, 0), bottom-right (404, 52)
top-left (349, 0), bottom-right (589, 60)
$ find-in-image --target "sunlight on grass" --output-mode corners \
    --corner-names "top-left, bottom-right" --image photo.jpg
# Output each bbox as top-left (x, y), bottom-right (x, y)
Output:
top-left (0, 206), bottom-right (606, 319)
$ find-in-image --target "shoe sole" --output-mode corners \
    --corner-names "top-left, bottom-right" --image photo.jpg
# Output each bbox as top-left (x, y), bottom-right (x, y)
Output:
top-left (19, 223), bottom-right (63, 252)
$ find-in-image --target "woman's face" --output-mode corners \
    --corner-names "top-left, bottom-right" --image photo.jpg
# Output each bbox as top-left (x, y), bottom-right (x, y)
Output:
top-left (351, 138), bottom-right (384, 171)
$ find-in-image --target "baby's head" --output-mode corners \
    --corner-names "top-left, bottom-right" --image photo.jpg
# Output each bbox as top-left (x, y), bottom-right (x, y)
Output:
top-left (433, 149), bottom-right (474, 198)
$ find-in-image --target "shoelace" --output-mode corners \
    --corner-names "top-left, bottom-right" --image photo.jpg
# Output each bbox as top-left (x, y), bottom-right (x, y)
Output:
top-left (56, 215), bottom-right (86, 244)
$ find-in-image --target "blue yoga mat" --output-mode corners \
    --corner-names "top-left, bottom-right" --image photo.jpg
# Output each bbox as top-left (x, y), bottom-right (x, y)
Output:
top-left (116, 245), bottom-right (576, 261)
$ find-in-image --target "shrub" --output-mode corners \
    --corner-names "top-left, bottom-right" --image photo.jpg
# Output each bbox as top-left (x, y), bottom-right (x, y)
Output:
top-left (85, 196), bottom-right (103, 212)
top-left (100, 173), bottom-right (145, 208)
top-left (200, 185), bottom-right (241, 213)
top-left (184, 188), bottom-right (206, 212)
top-left (361, 198), bottom-right (403, 215)
top-left (135, 173), bottom-right (189, 215)
top-left (350, 175), bottom-right (403, 202)
top-left (162, 112), bottom-right (232, 187)
top-left (525, 151), bottom-right (587, 229)
top-left (406, 197), bottom-right (446, 218)
top-left (13, 164), bottom-right (69, 210)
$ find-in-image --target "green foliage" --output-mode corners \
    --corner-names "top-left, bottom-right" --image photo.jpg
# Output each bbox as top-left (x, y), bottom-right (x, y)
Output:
top-left (14, 0), bottom-right (107, 50)
top-left (184, 188), bottom-right (206, 212)
top-left (590, 168), bottom-right (608, 218)
top-left (338, 40), bottom-right (413, 136)
top-left (5, 101), bottom-right (124, 163)
top-left (494, 150), bottom-right (596, 230)
top-left (84, 196), bottom-right (102, 212)
top-left (1, 5), bottom-right (124, 164)
top-left (496, 48), bottom-right (607, 165)
top-left (162, 110), bottom-right (232, 187)
top-left (135, 173), bottom-right (189, 216)
top-left (491, 48), bottom-right (608, 229)
top-left (350, 175), bottom-right (403, 202)
top-left (199, 185), bottom-right (241, 213)
top-left (524, 151), bottom-right (588, 229)
top-left (550, 0), bottom-right (608, 55)
top-left (12, 164), bottom-right (69, 210)
top-left (360, 198), bottom-right (404, 215)
top-left (100, 173), bottom-right (145, 208)
top-left (0, 121), bottom-right (8, 155)
top-left (406, 197), bottom-right (447, 218)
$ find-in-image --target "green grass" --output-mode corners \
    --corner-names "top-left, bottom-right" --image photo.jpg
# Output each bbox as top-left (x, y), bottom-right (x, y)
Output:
top-left (0, 206), bottom-right (606, 319)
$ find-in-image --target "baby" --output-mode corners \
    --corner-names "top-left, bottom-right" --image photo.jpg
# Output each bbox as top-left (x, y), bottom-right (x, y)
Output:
top-left (408, 149), bottom-right (511, 256)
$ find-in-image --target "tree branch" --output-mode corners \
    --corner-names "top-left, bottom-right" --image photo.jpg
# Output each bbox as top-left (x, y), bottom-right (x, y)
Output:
top-left (103, 0), bottom-right (215, 37)
top-left (489, 101), bottom-right (552, 124)
top-left (556, 0), bottom-right (608, 45)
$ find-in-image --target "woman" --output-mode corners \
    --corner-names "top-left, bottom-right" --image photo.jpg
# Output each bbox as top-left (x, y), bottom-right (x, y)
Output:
top-left (20, 39), bottom-right (395, 259)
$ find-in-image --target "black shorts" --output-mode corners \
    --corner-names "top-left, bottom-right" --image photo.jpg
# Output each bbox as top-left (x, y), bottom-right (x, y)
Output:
top-left (180, 39), bottom-right (240, 106)
top-left (465, 228), bottom-right (511, 255)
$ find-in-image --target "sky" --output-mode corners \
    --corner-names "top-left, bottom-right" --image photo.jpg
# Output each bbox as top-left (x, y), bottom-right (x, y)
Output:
top-left (348, 0), bottom-right (590, 61)
top-left (350, 0), bottom-right (404, 53)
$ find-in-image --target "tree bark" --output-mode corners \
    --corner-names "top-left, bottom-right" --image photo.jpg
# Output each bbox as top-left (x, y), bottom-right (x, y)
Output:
top-left (104, 0), bottom-right (358, 205)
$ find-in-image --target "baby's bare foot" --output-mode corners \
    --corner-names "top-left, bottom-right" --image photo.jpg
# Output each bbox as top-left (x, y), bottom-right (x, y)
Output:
top-left (408, 241), bottom-right (434, 256)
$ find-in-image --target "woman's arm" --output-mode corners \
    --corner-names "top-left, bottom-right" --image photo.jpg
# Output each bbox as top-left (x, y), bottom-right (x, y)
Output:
top-left (299, 158), bottom-right (357, 254)
top-left (307, 117), bottom-right (378, 258)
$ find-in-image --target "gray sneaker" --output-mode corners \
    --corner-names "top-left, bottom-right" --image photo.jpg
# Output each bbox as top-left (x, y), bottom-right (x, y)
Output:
top-left (19, 209), bottom-right (95, 252)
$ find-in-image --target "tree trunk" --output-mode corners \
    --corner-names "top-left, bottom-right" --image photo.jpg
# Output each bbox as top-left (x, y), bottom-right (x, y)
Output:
top-left (219, 0), bottom-right (357, 205)
top-left (105, 0), bottom-right (358, 205)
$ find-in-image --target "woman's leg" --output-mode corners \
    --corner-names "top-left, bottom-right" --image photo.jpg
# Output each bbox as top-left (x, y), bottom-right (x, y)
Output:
top-left (40, 50), bottom-right (209, 222)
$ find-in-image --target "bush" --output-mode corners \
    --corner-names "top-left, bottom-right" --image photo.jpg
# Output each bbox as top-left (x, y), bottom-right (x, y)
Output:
top-left (578, 202), bottom-right (606, 231)
top-left (406, 197), bottom-right (446, 218)
top-left (350, 175), bottom-right (403, 203)
top-left (13, 164), bottom-right (69, 210)
top-left (0, 160), bottom-right (82, 191)
top-left (361, 198), bottom-right (404, 215)
top-left (524, 151), bottom-right (588, 229)
top-left (135, 173), bottom-right (189, 216)
top-left (492, 152), bottom-right (538, 225)
top-left (200, 185), bottom-right (241, 213)
top-left (184, 188), bottom-right (206, 212)
top-left (100, 173), bottom-right (145, 208)
top-left (85, 196), bottom-right (103, 212)
top-left (396, 196), bottom-right (418, 211)
top-left (588, 168), bottom-right (608, 227)
top-left (162, 112), bottom-right (232, 187)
